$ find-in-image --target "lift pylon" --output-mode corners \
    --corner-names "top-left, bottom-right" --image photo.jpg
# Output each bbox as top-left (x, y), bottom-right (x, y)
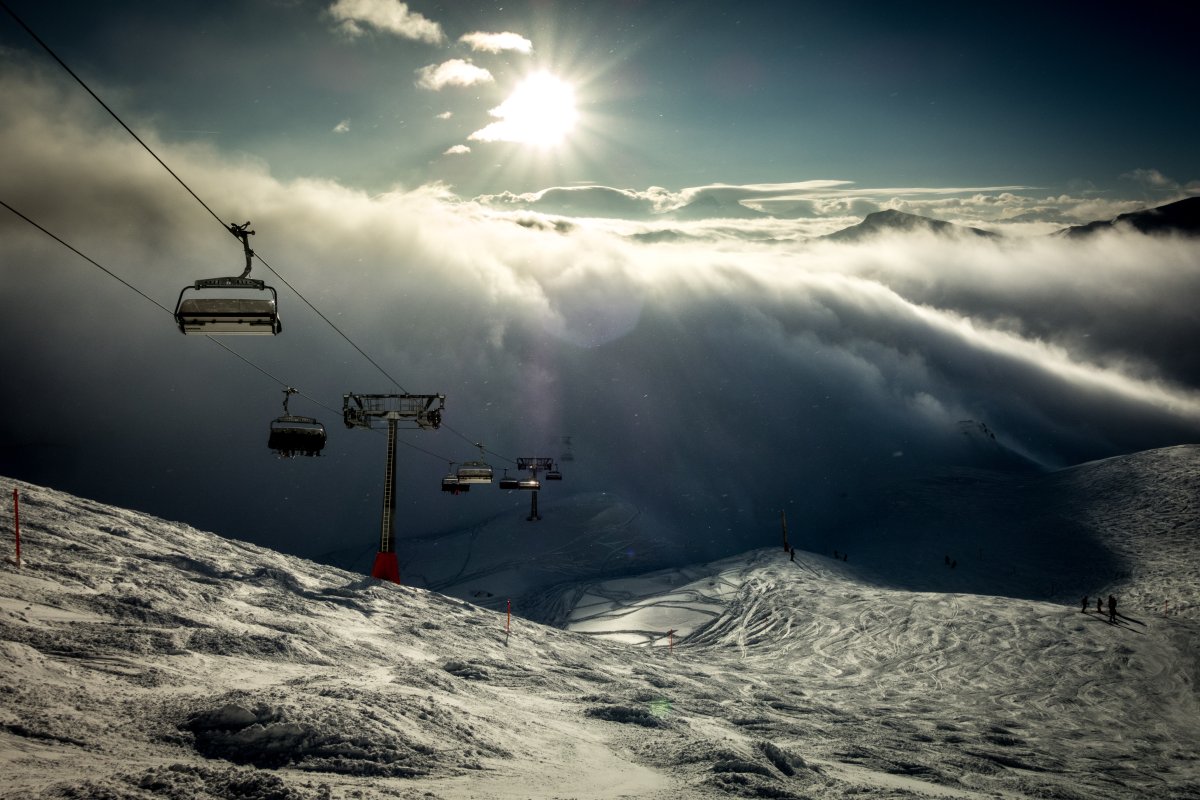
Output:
top-left (343, 392), bottom-right (445, 583)
top-left (513, 457), bottom-right (558, 521)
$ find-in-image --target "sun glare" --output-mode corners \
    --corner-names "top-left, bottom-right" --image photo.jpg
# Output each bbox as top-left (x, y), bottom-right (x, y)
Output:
top-left (471, 72), bottom-right (578, 147)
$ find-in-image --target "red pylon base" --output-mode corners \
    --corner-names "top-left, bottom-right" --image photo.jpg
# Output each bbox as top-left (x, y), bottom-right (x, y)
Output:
top-left (370, 551), bottom-right (401, 584)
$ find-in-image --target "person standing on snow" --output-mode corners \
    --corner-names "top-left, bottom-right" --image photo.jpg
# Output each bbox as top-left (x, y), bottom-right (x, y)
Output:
top-left (1082, 596), bottom-right (1089, 613)
top-left (1108, 594), bottom-right (1117, 623)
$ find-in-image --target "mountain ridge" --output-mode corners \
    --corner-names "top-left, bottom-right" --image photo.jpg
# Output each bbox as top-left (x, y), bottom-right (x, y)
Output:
top-left (1060, 195), bottom-right (1200, 237)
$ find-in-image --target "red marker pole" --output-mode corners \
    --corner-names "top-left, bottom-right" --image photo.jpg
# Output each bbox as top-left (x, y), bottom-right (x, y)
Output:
top-left (668, 628), bottom-right (675, 655)
top-left (506, 599), bottom-right (512, 636)
top-left (12, 488), bottom-right (19, 568)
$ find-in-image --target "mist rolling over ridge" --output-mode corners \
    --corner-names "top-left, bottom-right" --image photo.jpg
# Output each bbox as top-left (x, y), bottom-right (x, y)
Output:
top-left (2, 64), bottom-right (1199, 571)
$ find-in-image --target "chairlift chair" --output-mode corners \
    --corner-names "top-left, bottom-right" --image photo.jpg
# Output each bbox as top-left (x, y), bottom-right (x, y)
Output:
top-left (442, 475), bottom-right (469, 494)
top-left (518, 477), bottom-right (541, 491)
top-left (442, 464), bottom-right (469, 494)
top-left (545, 465), bottom-right (563, 480)
top-left (498, 470), bottom-right (520, 490)
top-left (174, 222), bottom-right (282, 335)
top-left (268, 388), bottom-right (326, 457)
top-left (456, 444), bottom-right (494, 485)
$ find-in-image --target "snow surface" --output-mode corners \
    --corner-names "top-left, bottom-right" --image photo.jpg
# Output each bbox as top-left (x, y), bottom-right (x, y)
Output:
top-left (1, 445), bottom-right (1198, 799)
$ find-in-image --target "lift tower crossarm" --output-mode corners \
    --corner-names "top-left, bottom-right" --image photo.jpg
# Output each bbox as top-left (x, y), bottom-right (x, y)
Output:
top-left (342, 393), bottom-right (444, 430)
top-left (516, 457), bottom-right (555, 471)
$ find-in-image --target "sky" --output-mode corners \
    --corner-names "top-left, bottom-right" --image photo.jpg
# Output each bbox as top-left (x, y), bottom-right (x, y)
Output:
top-left (1, 0), bottom-right (1199, 570)
top-left (2, 0), bottom-right (1198, 202)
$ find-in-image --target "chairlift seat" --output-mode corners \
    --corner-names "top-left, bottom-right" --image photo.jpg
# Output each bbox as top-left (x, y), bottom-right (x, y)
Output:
top-left (499, 476), bottom-right (520, 490)
top-left (268, 416), bottom-right (326, 457)
top-left (518, 478), bottom-right (541, 491)
top-left (545, 470), bottom-right (562, 480)
top-left (456, 461), bottom-right (494, 484)
top-left (176, 297), bottom-right (281, 335)
top-left (175, 278), bottom-right (281, 335)
top-left (442, 475), bottom-right (469, 494)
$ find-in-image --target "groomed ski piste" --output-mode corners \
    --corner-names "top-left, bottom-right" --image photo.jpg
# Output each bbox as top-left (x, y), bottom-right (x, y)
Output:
top-left (1, 445), bottom-right (1197, 799)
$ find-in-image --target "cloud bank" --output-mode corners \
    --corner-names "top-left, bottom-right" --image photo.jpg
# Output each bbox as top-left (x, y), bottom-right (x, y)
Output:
top-left (3, 68), bottom-right (1198, 573)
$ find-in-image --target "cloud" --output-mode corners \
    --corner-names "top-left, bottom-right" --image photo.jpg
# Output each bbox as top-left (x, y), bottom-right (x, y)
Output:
top-left (475, 186), bottom-right (662, 218)
top-left (443, 144), bottom-right (470, 155)
top-left (415, 59), bottom-right (493, 90)
top-left (3, 68), bottom-right (1199, 571)
top-left (1121, 168), bottom-right (1176, 189)
top-left (485, 180), bottom-right (1189, 238)
top-left (333, 119), bottom-right (351, 133)
top-left (328, 0), bottom-right (445, 43)
top-left (458, 31), bottom-right (533, 54)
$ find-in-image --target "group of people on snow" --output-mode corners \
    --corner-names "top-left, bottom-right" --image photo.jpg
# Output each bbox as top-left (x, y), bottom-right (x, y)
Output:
top-left (1082, 594), bottom-right (1118, 623)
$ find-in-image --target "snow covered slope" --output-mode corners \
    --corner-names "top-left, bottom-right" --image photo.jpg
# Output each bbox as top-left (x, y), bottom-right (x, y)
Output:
top-left (1, 448), bottom-right (1197, 799)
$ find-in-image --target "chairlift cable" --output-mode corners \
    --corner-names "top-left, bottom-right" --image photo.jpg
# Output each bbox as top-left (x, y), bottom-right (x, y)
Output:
top-left (0, 0), bottom-right (407, 392)
top-left (0, 0), bottom-right (229, 237)
top-left (6, 189), bottom-right (499, 471)
top-left (1, 198), bottom-right (172, 314)
top-left (3, 6), bottom-right (510, 464)
top-left (0, 198), bottom-right (337, 417)
top-left (439, 422), bottom-right (516, 465)
top-left (249, 249), bottom-right (408, 393)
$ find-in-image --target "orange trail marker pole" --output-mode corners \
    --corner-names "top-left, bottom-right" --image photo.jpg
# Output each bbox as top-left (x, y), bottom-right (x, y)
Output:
top-left (12, 488), bottom-right (18, 568)
top-left (506, 599), bottom-right (512, 636)
top-left (668, 628), bottom-right (675, 655)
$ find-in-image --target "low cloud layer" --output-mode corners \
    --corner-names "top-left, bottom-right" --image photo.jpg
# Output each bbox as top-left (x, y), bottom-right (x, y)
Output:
top-left (477, 181), bottom-right (1200, 236)
top-left (3, 69), bottom-right (1198, 571)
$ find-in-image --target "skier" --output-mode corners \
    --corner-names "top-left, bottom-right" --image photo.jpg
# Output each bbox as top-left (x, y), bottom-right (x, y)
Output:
top-left (789, 546), bottom-right (795, 562)
top-left (1082, 595), bottom-right (1089, 613)
top-left (1097, 597), bottom-right (1103, 613)
top-left (1108, 594), bottom-right (1117, 624)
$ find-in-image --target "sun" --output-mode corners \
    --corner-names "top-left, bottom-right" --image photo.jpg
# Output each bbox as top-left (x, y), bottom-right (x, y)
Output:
top-left (469, 72), bottom-right (578, 147)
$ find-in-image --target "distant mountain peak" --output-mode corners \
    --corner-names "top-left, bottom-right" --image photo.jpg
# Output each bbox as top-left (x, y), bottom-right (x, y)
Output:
top-left (1060, 196), bottom-right (1200, 238)
top-left (824, 209), bottom-right (997, 241)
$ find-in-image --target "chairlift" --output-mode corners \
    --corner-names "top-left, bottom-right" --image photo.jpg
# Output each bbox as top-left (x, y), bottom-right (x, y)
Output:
top-left (456, 443), bottom-right (494, 485)
top-left (175, 222), bottom-right (282, 335)
top-left (518, 477), bottom-right (541, 491)
top-left (498, 470), bottom-right (520, 490)
top-left (442, 464), bottom-right (469, 494)
top-left (545, 466), bottom-right (563, 481)
top-left (268, 388), bottom-right (326, 457)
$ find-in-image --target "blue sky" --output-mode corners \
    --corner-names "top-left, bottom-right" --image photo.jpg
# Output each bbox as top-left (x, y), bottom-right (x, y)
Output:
top-left (4, 0), bottom-right (1196, 202)
top-left (1, 0), bottom-right (1198, 566)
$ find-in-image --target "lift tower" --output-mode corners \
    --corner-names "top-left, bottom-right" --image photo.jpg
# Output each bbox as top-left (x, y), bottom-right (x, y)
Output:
top-left (343, 393), bottom-right (444, 583)
top-left (515, 457), bottom-right (558, 521)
